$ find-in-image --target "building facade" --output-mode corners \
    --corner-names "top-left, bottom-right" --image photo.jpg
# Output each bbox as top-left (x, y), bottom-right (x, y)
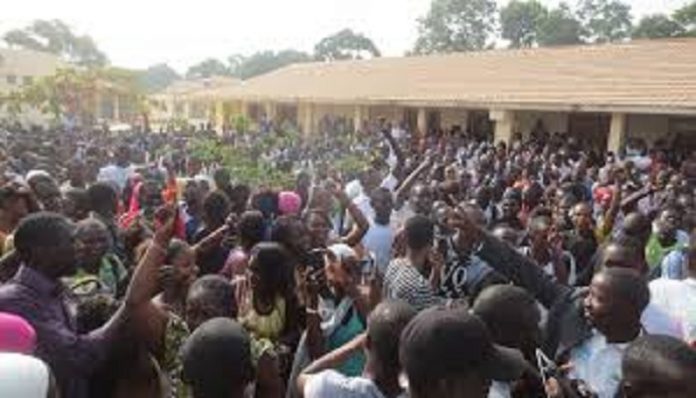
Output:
top-left (154, 39), bottom-right (696, 153)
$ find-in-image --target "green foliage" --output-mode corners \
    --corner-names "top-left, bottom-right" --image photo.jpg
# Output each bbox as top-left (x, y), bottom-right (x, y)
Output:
top-left (185, 58), bottom-right (230, 79)
top-left (537, 3), bottom-right (586, 46)
top-left (3, 19), bottom-right (107, 67)
top-left (577, 0), bottom-right (633, 43)
top-left (674, 1), bottom-right (696, 36)
top-left (9, 67), bottom-right (145, 125)
top-left (632, 14), bottom-right (685, 39)
top-left (414, 0), bottom-right (498, 54)
top-left (314, 29), bottom-right (381, 61)
top-left (500, 0), bottom-right (548, 48)
top-left (188, 135), bottom-right (370, 189)
top-left (139, 63), bottom-right (181, 93)
top-left (229, 50), bottom-right (311, 80)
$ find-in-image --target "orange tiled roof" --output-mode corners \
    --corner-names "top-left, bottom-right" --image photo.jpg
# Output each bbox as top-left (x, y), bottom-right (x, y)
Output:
top-left (207, 38), bottom-right (696, 114)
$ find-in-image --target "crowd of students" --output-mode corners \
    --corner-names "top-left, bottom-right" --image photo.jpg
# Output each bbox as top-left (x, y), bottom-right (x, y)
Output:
top-left (0, 122), bottom-right (694, 398)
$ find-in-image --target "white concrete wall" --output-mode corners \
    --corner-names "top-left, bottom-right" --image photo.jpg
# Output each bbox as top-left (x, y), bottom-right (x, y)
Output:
top-left (626, 114), bottom-right (669, 145)
top-left (514, 111), bottom-right (569, 137)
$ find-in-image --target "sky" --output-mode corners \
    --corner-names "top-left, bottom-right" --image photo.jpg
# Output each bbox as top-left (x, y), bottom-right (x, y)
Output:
top-left (0, 0), bottom-right (691, 73)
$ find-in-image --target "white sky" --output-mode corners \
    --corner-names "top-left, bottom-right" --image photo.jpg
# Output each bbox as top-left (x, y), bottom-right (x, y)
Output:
top-left (0, 0), bottom-right (690, 73)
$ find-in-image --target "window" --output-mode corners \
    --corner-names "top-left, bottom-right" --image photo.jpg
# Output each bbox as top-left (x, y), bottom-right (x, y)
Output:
top-left (6, 75), bottom-right (17, 85)
top-left (23, 76), bottom-right (33, 85)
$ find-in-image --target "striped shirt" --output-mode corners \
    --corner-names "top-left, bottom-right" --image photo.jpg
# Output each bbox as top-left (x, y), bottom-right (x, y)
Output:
top-left (383, 258), bottom-right (444, 311)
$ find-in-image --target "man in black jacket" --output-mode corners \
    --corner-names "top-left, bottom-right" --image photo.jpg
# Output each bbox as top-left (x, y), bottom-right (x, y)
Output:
top-left (449, 209), bottom-right (650, 398)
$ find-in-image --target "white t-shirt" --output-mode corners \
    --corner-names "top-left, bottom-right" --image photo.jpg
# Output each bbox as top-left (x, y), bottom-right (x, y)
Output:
top-left (362, 222), bottom-right (394, 275)
top-left (567, 331), bottom-right (627, 398)
top-left (97, 164), bottom-right (133, 192)
top-left (305, 370), bottom-right (405, 398)
top-left (648, 278), bottom-right (696, 344)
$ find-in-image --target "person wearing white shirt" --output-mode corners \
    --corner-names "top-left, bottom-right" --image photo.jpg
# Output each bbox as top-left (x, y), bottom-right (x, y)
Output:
top-left (297, 301), bottom-right (416, 398)
top-left (361, 188), bottom-right (396, 274)
top-left (648, 231), bottom-right (696, 345)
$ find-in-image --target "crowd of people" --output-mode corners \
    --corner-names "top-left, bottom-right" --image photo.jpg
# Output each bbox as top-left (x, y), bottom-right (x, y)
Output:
top-left (0, 120), bottom-right (695, 398)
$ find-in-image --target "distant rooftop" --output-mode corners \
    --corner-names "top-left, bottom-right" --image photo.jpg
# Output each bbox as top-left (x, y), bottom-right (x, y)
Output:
top-left (196, 38), bottom-right (696, 115)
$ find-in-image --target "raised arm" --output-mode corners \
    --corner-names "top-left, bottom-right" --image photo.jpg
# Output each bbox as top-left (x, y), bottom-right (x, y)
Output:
top-left (394, 156), bottom-right (433, 207)
top-left (326, 180), bottom-right (369, 247)
top-left (448, 208), bottom-right (570, 309)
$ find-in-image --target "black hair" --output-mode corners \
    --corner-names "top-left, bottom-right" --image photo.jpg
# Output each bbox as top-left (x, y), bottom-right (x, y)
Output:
top-left (238, 210), bottom-right (265, 249)
top-left (270, 215), bottom-right (301, 248)
top-left (87, 182), bottom-right (118, 213)
top-left (165, 239), bottom-right (190, 264)
top-left (623, 334), bottom-right (696, 392)
top-left (367, 300), bottom-right (417, 377)
top-left (600, 268), bottom-right (650, 313)
top-left (181, 318), bottom-right (253, 398)
top-left (203, 190), bottom-right (231, 226)
top-left (188, 275), bottom-right (238, 319)
top-left (14, 212), bottom-right (73, 259)
top-left (472, 285), bottom-right (539, 349)
top-left (405, 215), bottom-right (434, 251)
top-left (249, 242), bottom-right (290, 299)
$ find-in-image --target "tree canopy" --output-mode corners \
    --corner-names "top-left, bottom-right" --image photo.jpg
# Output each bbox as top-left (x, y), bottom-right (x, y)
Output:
top-left (673, 1), bottom-right (696, 36)
top-left (230, 50), bottom-right (311, 79)
top-left (537, 3), bottom-right (586, 46)
top-left (3, 19), bottom-right (107, 67)
top-left (632, 14), bottom-right (685, 39)
top-left (500, 0), bottom-right (548, 48)
top-left (413, 0), bottom-right (497, 54)
top-left (577, 0), bottom-right (633, 43)
top-left (314, 29), bottom-right (381, 61)
top-left (185, 58), bottom-right (230, 79)
top-left (139, 64), bottom-right (181, 93)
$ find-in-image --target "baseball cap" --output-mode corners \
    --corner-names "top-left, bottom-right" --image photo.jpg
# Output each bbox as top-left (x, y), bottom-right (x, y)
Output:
top-left (400, 306), bottom-right (529, 385)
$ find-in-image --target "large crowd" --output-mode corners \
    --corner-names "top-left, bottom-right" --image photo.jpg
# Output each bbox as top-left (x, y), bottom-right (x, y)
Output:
top-left (0, 120), bottom-right (694, 398)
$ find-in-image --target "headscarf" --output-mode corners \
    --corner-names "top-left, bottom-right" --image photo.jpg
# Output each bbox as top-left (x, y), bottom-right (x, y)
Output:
top-left (0, 312), bottom-right (36, 354)
top-left (0, 353), bottom-right (50, 398)
top-left (278, 191), bottom-right (302, 216)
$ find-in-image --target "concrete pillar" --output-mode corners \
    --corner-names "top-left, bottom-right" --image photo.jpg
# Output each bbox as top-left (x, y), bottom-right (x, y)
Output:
top-left (183, 101), bottom-right (191, 120)
top-left (417, 108), bottom-right (427, 136)
top-left (608, 113), bottom-right (627, 154)
top-left (94, 92), bottom-right (102, 121)
top-left (239, 101), bottom-right (249, 119)
top-left (491, 109), bottom-right (515, 144)
top-left (299, 103), bottom-right (314, 137)
top-left (215, 101), bottom-right (225, 133)
top-left (113, 95), bottom-right (120, 121)
top-left (353, 105), bottom-right (367, 133)
top-left (264, 102), bottom-right (276, 122)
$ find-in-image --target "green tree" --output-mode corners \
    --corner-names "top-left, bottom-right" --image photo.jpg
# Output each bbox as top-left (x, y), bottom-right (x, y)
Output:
top-left (673, 1), bottom-right (696, 36)
top-left (185, 58), bottom-right (230, 79)
top-left (537, 3), bottom-right (586, 46)
top-left (577, 0), bottom-right (633, 43)
top-left (139, 63), bottom-right (181, 92)
top-left (3, 19), bottom-right (107, 66)
top-left (314, 29), bottom-right (381, 61)
top-left (230, 50), bottom-right (311, 79)
top-left (500, 0), bottom-right (548, 48)
top-left (15, 67), bottom-right (144, 125)
top-left (632, 14), bottom-right (685, 39)
top-left (413, 0), bottom-right (497, 54)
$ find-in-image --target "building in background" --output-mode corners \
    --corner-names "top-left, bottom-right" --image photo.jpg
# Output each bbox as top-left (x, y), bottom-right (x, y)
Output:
top-left (173, 38), bottom-right (696, 154)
